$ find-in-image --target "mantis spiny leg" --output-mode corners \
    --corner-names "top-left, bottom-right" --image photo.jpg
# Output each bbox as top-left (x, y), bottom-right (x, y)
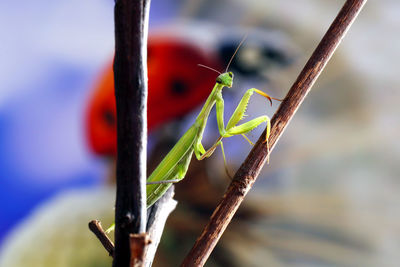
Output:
top-left (216, 88), bottom-right (273, 161)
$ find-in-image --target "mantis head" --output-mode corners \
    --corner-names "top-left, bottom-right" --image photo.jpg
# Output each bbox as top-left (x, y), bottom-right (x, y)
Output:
top-left (216, 72), bottom-right (234, 88)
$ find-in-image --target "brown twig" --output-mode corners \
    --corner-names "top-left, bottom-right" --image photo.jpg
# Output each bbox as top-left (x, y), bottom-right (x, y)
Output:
top-left (88, 220), bottom-right (115, 257)
top-left (113, 0), bottom-right (151, 266)
top-left (181, 0), bottom-right (367, 266)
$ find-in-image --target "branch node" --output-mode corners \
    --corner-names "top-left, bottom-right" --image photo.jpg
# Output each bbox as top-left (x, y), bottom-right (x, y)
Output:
top-left (130, 233), bottom-right (152, 267)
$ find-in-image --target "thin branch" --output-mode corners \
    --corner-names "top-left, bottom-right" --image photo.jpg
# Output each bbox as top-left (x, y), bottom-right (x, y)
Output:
top-left (89, 220), bottom-right (115, 257)
top-left (181, 0), bottom-right (367, 266)
top-left (113, 0), bottom-right (151, 266)
top-left (144, 187), bottom-right (177, 267)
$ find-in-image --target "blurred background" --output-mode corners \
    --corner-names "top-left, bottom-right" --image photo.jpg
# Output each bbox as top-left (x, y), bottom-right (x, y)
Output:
top-left (1, 0), bottom-right (399, 266)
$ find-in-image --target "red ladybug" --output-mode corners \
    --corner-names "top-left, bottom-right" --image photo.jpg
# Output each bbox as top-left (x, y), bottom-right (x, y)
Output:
top-left (86, 36), bottom-right (222, 156)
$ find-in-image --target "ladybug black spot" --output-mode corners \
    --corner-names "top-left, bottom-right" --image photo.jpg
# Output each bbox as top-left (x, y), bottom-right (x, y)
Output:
top-left (103, 109), bottom-right (115, 127)
top-left (264, 48), bottom-right (290, 66)
top-left (171, 79), bottom-right (189, 95)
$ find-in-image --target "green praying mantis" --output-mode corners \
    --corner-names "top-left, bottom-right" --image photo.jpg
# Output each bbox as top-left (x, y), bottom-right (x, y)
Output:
top-left (146, 44), bottom-right (281, 207)
top-left (107, 40), bottom-right (281, 233)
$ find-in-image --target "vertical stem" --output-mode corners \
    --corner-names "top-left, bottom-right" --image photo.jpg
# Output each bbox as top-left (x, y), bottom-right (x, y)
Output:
top-left (113, 0), bottom-right (151, 266)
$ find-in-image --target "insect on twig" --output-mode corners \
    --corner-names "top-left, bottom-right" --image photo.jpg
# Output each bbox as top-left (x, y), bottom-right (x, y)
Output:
top-left (107, 36), bottom-right (281, 232)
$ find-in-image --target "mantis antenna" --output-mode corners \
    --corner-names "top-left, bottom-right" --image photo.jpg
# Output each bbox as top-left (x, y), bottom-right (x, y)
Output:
top-left (197, 64), bottom-right (222, 75)
top-left (198, 33), bottom-right (248, 75)
top-left (225, 33), bottom-right (248, 72)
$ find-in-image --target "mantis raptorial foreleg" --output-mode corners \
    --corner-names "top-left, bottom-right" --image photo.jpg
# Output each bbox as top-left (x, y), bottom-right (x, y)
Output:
top-left (216, 88), bottom-right (272, 142)
top-left (196, 87), bottom-right (273, 177)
